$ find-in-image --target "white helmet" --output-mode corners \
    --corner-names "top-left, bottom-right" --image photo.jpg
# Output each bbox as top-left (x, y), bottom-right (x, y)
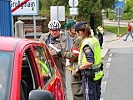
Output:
top-left (48, 20), bottom-right (61, 30)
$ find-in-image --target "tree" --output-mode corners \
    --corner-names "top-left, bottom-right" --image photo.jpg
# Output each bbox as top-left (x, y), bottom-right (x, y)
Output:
top-left (39, 0), bottom-right (69, 18)
top-left (77, 0), bottom-right (102, 30)
top-left (101, 0), bottom-right (116, 9)
top-left (124, 0), bottom-right (133, 13)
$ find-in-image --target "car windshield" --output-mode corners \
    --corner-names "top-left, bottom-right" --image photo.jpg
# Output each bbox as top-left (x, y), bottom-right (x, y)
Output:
top-left (0, 51), bottom-right (13, 100)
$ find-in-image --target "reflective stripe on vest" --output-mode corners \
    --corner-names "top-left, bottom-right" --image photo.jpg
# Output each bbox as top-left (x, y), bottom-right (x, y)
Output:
top-left (78, 37), bottom-right (103, 81)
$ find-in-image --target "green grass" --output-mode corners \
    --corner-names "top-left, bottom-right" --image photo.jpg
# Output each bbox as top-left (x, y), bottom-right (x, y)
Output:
top-left (104, 26), bottom-right (127, 36)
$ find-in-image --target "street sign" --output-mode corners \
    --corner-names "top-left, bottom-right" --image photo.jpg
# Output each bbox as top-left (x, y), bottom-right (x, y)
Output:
top-left (114, 6), bottom-right (124, 17)
top-left (114, 1), bottom-right (124, 11)
top-left (11, 0), bottom-right (38, 15)
top-left (69, 0), bottom-right (79, 7)
top-left (11, 0), bottom-right (30, 12)
top-left (50, 6), bottom-right (65, 21)
top-left (70, 7), bottom-right (78, 15)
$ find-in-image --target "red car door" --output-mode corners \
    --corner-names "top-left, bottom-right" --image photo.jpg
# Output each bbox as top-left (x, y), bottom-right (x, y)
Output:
top-left (10, 43), bottom-right (42, 100)
top-left (31, 43), bottom-right (65, 100)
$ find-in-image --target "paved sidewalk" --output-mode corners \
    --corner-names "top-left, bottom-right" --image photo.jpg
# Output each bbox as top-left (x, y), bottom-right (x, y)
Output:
top-left (102, 30), bottom-right (133, 58)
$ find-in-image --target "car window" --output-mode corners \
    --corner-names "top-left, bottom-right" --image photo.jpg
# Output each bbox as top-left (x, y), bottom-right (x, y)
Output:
top-left (33, 46), bottom-right (54, 86)
top-left (0, 51), bottom-right (13, 100)
top-left (21, 49), bottom-right (38, 100)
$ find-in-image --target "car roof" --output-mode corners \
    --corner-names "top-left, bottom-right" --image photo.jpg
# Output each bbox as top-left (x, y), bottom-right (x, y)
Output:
top-left (0, 36), bottom-right (40, 51)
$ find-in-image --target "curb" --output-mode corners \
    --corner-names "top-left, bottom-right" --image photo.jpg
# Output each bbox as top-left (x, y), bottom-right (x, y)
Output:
top-left (102, 49), bottom-right (110, 59)
top-left (104, 38), bottom-right (120, 42)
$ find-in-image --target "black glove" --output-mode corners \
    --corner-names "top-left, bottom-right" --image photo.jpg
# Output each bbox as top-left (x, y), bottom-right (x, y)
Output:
top-left (100, 62), bottom-right (104, 70)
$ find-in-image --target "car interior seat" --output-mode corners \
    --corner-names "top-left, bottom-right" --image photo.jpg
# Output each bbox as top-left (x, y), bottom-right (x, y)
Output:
top-left (21, 56), bottom-right (33, 100)
top-left (21, 79), bottom-right (28, 100)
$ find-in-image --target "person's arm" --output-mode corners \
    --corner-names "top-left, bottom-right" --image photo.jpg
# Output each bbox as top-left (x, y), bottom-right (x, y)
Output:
top-left (62, 51), bottom-right (77, 59)
top-left (75, 45), bottom-right (94, 73)
top-left (79, 45), bottom-right (94, 70)
top-left (39, 34), bottom-right (45, 42)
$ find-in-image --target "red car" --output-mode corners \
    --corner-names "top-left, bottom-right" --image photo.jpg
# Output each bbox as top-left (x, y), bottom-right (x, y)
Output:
top-left (0, 36), bottom-right (65, 100)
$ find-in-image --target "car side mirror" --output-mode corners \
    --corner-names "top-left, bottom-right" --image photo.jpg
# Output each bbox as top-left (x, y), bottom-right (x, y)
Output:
top-left (29, 90), bottom-right (54, 100)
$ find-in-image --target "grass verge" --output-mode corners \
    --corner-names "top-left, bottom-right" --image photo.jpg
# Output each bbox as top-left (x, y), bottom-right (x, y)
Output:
top-left (104, 25), bottom-right (127, 36)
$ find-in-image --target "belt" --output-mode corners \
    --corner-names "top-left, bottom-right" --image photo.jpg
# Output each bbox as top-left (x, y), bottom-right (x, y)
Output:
top-left (85, 67), bottom-right (101, 72)
top-left (93, 67), bottom-right (101, 72)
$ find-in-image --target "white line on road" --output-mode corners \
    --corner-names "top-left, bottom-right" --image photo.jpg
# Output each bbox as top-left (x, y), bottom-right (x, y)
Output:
top-left (107, 58), bottom-right (111, 63)
top-left (109, 53), bottom-right (112, 57)
top-left (103, 70), bottom-right (109, 78)
top-left (101, 53), bottom-right (112, 100)
top-left (106, 63), bottom-right (110, 69)
top-left (101, 81), bottom-right (107, 93)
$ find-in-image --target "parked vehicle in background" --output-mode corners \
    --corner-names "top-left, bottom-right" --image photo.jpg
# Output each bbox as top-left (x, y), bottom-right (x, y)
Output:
top-left (0, 36), bottom-right (65, 100)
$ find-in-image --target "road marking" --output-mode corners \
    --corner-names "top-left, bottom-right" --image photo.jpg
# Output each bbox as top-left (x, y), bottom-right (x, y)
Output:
top-left (103, 70), bottom-right (109, 78)
top-left (109, 53), bottom-right (112, 57)
top-left (101, 53), bottom-right (112, 100)
top-left (107, 58), bottom-right (111, 62)
top-left (106, 63), bottom-right (110, 69)
top-left (101, 81), bottom-right (106, 93)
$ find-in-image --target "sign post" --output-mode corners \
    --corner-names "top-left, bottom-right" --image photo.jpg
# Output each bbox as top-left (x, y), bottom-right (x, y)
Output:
top-left (114, 1), bottom-right (124, 36)
top-left (69, 0), bottom-right (79, 20)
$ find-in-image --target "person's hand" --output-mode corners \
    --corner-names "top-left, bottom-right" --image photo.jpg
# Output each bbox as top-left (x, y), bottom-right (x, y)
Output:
top-left (75, 68), bottom-right (79, 73)
top-left (57, 51), bottom-right (62, 57)
top-left (75, 68), bottom-right (80, 74)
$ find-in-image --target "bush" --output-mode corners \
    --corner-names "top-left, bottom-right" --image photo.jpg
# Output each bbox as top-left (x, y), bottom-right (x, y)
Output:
top-left (108, 12), bottom-right (116, 20)
top-left (122, 13), bottom-right (133, 20)
top-left (108, 11), bottom-right (133, 20)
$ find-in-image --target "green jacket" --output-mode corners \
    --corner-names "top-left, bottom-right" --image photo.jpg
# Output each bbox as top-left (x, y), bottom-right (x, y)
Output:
top-left (63, 34), bottom-right (82, 75)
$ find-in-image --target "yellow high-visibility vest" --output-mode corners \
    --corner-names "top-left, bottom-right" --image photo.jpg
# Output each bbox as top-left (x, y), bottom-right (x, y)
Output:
top-left (36, 59), bottom-right (49, 75)
top-left (78, 37), bottom-right (103, 81)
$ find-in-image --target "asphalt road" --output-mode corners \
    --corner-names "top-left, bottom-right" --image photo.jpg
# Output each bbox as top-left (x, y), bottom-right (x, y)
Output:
top-left (101, 47), bottom-right (133, 100)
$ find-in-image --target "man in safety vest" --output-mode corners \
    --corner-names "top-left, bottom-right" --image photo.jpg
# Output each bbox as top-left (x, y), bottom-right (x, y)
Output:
top-left (97, 25), bottom-right (104, 48)
top-left (74, 22), bottom-right (104, 100)
top-left (62, 21), bottom-right (83, 100)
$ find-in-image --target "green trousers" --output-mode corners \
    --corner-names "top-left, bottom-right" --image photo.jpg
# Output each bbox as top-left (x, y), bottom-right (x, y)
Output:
top-left (71, 74), bottom-right (83, 100)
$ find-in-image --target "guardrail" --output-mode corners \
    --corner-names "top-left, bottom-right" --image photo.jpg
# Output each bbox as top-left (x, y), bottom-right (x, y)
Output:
top-left (103, 19), bottom-right (132, 27)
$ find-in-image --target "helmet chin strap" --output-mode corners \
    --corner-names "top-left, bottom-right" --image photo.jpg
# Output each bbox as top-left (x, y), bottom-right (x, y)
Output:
top-left (50, 33), bottom-right (60, 39)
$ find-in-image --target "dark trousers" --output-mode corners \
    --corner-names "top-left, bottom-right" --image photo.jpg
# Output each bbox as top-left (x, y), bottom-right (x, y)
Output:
top-left (124, 31), bottom-right (133, 41)
top-left (82, 77), bottom-right (102, 100)
top-left (98, 36), bottom-right (103, 48)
